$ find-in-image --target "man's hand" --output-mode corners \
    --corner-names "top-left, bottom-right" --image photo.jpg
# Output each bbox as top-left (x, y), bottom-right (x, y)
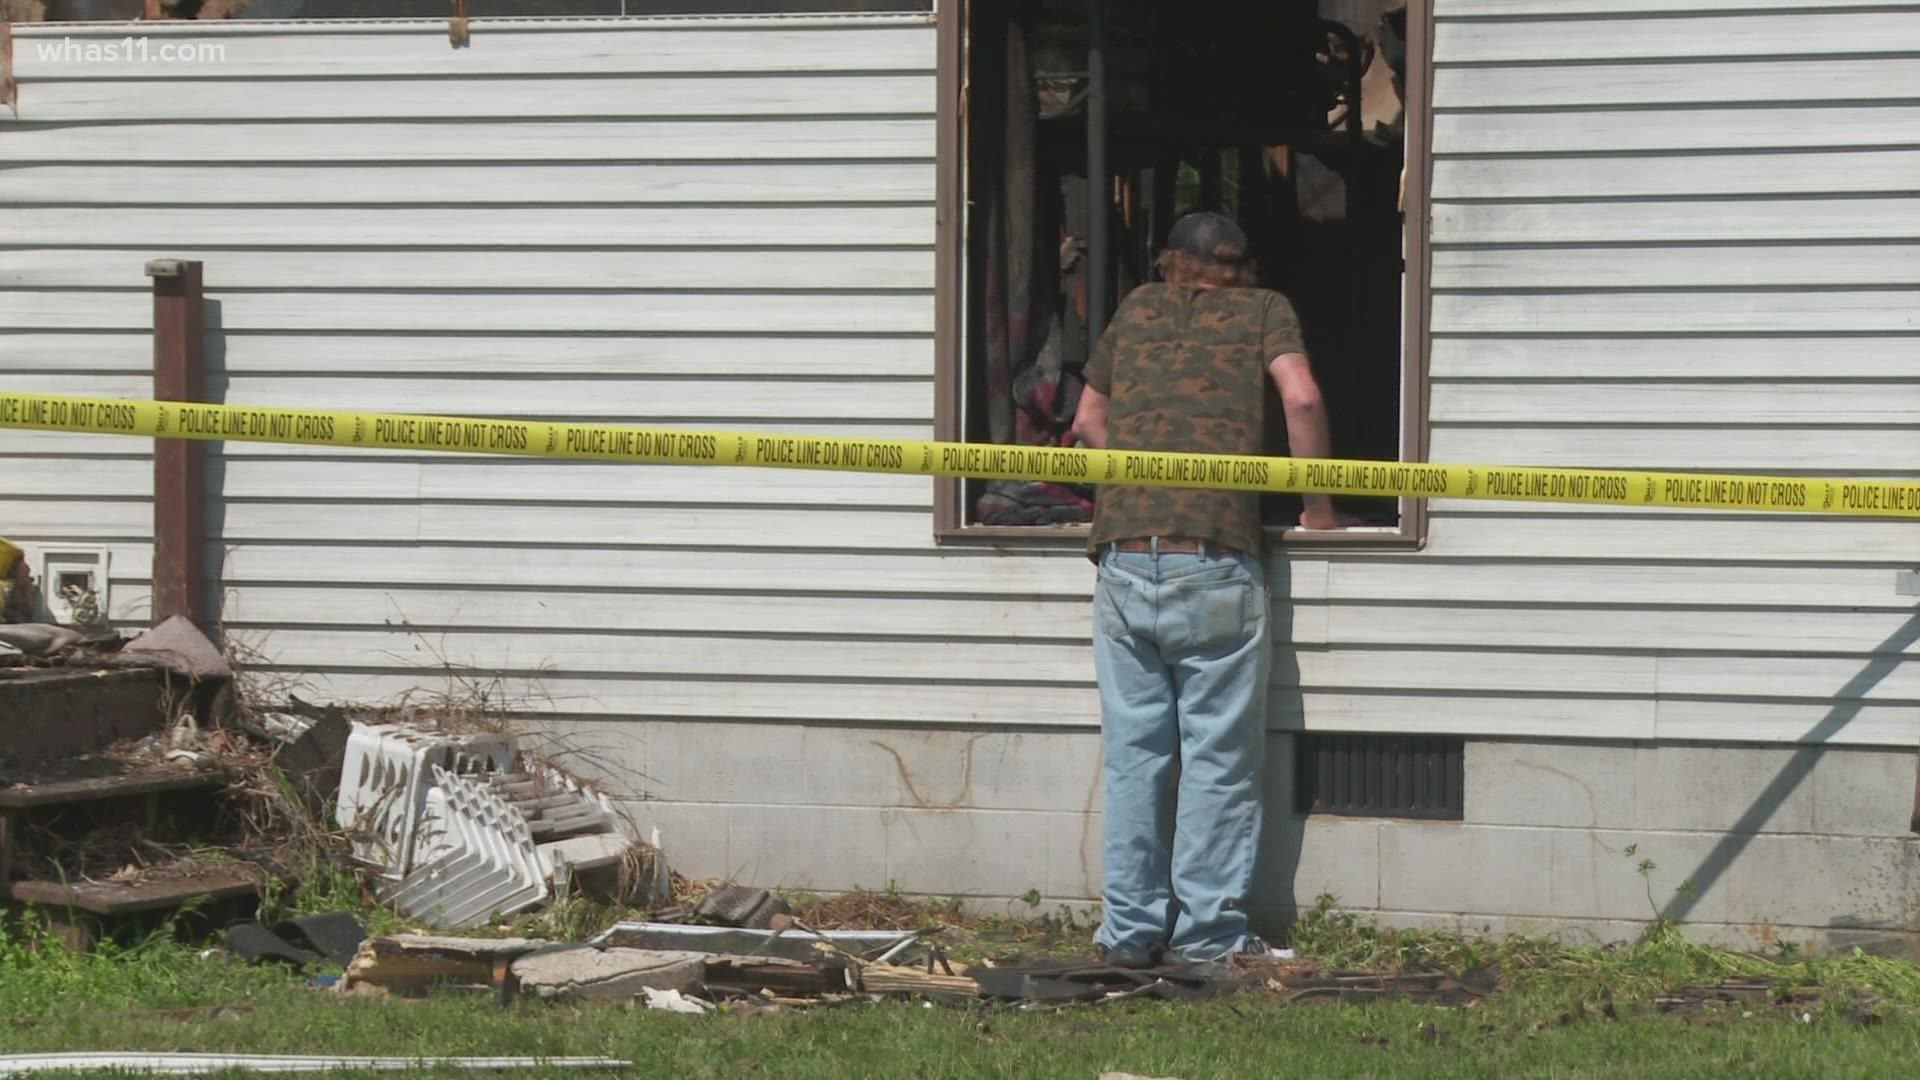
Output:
top-left (1298, 502), bottom-right (1361, 531)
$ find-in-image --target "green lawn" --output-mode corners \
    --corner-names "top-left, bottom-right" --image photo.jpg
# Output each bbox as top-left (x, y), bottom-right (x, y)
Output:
top-left (5, 912), bottom-right (1920, 1080)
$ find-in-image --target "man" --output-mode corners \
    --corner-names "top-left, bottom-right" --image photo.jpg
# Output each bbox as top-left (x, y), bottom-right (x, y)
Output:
top-left (1070, 211), bottom-right (1342, 968)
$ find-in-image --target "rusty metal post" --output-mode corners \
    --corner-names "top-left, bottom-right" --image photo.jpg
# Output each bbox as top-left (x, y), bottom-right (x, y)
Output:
top-left (147, 259), bottom-right (206, 631)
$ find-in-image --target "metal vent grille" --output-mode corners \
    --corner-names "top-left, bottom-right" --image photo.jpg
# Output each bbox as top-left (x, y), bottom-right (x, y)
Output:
top-left (1293, 734), bottom-right (1464, 820)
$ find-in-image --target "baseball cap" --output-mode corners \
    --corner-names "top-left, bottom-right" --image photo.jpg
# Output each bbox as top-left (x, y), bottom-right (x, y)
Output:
top-left (1165, 211), bottom-right (1249, 262)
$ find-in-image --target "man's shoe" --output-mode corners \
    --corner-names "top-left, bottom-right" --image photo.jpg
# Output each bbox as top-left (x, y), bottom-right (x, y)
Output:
top-left (1094, 943), bottom-right (1159, 969)
top-left (1171, 934), bottom-right (1274, 979)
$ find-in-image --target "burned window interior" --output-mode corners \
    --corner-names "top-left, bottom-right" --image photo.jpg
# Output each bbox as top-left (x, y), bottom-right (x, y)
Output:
top-left (964, 0), bottom-right (1410, 529)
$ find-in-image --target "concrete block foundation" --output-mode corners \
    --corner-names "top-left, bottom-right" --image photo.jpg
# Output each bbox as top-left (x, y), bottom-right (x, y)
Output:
top-left (587, 720), bottom-right (1920, 954)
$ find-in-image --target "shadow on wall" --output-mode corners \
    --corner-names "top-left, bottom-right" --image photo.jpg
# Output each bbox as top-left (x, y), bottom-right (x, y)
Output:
top-left (1661, 609), bottom-right (1920, 926)
top-left (1254, 558), bottom-right (1307, 931)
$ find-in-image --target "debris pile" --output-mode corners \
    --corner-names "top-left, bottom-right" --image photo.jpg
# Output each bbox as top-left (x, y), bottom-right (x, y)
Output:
top-left (327, 911), bottom-right (1431, 1013)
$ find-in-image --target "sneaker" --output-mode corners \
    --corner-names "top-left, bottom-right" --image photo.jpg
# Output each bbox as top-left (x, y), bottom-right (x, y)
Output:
top-left (1171, 934), bottom-right (1273, 978)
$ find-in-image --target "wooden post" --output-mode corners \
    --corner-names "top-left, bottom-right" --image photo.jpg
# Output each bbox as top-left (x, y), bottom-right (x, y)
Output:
top-left (147, 259), bottom-right (206, 631)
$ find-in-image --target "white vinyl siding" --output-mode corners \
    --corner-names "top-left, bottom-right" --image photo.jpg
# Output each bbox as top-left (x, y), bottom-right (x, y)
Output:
top-left (3, 5), bottom-right (1916, 749)
top-left (1382, 0), bottom-right (1920, 744)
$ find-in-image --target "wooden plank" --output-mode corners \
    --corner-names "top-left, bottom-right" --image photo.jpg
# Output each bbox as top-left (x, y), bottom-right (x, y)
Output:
top-left (1327, 603), bottom-right (1920, 655)
top-left (3, 118), bottom-right (939, 164)
top-left (1433, 197), bottom-right (1920, 244)
top-left (1430, 381), bottom-right (1920, 425)
top-left (1658, 655), bottom-right (1920, 702)
top-left (1432, 245), bottom-right (1920, 290)
top-left (1429, 425), bottom-right (1920, 470)
top-left (215, 585), bottom-right (1094, 640)
top-left (0, 765), bottom-right (228, 809)
top-left (2, 206), bottom-right (934, 250)
top-left (1435, 13), bottom-right (1920, 63)
top-left (10, 23), bottom-right (935, 79)
top-left (1654, 699), bottom-right (1918, 746)
top-left (1433, 108), bottom-right (1920, 156)
top-left (1431, 337), bottom-right (1919, 380)
top-left (5, 868), bottom-right (262, 915)
top-left (1433, 151), bottom-right (1920, 201)
top-left (0, 332), bottom-right (935, 376)
top-left (1330, 561), bottom-right (1918, 611)
top-left (15, 75), bottom-right (934, 123)
top-left (1423, 514), bottom-right (1919, 562)
top-left (0, 164), bottom-right (936, 209)
top-left (1434, 56), bottom-right (1920, 108)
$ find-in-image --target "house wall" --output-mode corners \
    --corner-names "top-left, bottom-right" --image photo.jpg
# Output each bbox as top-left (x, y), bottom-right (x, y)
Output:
top-left (3, 4), bottom-right (1917, 946)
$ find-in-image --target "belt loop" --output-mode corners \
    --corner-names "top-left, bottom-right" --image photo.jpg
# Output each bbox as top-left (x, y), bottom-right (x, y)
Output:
top-left (1149, 535), bottom-right (1159, 558)
top-left (1197, 539), bottom-right (1208, 559)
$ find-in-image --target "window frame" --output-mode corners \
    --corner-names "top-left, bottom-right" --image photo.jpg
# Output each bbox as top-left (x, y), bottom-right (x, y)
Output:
top-left (931, 0), bottom-right (1434, 550)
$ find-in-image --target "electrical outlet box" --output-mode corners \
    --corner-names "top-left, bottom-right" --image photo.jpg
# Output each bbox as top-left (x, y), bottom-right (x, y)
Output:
top-left (34, 547), bottom-right (110, 627)
top-left (1898, 570), bottom-right (1920, 598)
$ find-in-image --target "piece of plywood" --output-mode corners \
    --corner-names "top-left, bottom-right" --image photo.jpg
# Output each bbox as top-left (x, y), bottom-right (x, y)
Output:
top-left (0, 765), bottom-right (228, 809)
top-left (5, 868), bottom-right (261, 915)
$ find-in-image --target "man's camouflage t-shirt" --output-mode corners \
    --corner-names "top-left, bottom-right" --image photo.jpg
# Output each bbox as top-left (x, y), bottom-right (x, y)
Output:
top-left (1083, 283), bottom-right (1305, 560)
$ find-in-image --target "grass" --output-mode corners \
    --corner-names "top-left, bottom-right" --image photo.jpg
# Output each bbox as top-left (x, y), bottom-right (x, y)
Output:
top-left (5, 940), bottom-right (1920, 1080)
top-left (7, 890), bottom-right (1920, 1078)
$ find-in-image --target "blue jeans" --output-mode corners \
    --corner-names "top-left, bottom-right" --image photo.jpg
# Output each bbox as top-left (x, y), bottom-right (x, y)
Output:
top-left (1091, 543), bottom-right (1270, 961)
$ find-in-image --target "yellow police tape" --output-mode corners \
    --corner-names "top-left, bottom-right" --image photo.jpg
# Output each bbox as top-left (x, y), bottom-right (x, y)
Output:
top-left (5, 389), bottom-right (1919, 519)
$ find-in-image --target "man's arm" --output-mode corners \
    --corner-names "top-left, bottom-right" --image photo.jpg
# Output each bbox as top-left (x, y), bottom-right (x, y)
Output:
top-left (1071, 386), bottom-right (1110, 450)
top-left (1268, 352), bottom-right (1346, 530)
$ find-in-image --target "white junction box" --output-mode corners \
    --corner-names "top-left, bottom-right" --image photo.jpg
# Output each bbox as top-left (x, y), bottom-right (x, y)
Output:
top-left (1898, 570), bottom-right (1920, 598)
top-left (33, 546), bottom-right (111, 626)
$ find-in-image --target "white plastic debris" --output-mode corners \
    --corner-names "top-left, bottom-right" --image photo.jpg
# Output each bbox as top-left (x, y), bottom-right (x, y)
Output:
top-left (335, 722), bottom-right (515, 881)
top-left (1270, 947), bottom-right (1297, 960)
top-left (385, 765), bottom-right (546, 929)
top-left (642, 987), bottom-right (712, 1015)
